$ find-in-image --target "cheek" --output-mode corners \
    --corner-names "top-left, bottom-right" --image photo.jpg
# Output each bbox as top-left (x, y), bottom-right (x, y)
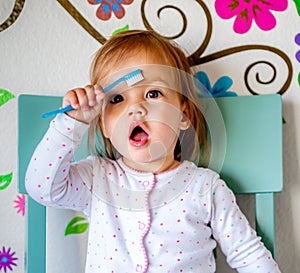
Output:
top-left (100, 115), bottom-right (109, 138)
top-left (102, 113), bottom-right (129, 146)
top-left (153, 123), bottom-right (180, 144)
top-left (148, 104), bottom-right (183, 133)
top-left (101, 106), bottom-right (126, 138)
top-left (102, 118), bottom-right (116, 139)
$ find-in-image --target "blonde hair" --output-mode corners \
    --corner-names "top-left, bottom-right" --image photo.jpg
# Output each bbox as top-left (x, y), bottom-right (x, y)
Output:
top-left (88, 30), bottom-right (209, 166)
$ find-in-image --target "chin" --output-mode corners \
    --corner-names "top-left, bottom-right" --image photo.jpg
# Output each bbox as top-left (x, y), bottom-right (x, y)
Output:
top-left (128, 154), bottom-right (155, 164)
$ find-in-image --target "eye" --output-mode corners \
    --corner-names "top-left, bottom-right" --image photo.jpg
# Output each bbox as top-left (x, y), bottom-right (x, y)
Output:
top-left (146, 89), bottom-right (163, 99)
top-left (110, 94), bottom-right (124, 104)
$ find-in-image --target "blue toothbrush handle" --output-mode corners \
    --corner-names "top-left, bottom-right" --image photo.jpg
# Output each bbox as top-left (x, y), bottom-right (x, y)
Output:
top-left (42, 105), bottom-right (74, 118)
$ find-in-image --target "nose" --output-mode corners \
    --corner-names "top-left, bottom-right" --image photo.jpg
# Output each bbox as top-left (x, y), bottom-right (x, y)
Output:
top-left (128, 101), bottom-right (147, 118)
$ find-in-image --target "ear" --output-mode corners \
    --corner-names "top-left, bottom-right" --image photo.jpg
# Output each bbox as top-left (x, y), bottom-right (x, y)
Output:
top-left (179, 103), bottom-right (191, 130)
top-left (179, 113), bottom-right (191, 130)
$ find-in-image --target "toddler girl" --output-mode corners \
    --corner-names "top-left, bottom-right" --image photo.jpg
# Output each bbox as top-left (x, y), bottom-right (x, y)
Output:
top-left (26, 30), bottom-right (281, 273)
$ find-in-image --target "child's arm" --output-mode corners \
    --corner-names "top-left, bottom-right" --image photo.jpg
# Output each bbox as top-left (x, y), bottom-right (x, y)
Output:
top-left (25, 85), bottom-right (105, 213)
top-left (25, 113), bottom-right (92, 212)
top-left (210, 179), bottom-right (281, 273)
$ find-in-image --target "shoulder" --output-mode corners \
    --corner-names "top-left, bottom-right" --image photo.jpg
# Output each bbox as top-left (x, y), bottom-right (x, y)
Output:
top-left (184, 161), bottom-right (220, 182)
top-left (73, 156), bottom-right (118, 177)
top-left (180, 161), bottom-right (223, 194)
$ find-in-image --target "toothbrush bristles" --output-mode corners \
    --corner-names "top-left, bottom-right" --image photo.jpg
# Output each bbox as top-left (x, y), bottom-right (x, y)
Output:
top-left (125, 69), bottom-right (144, 87)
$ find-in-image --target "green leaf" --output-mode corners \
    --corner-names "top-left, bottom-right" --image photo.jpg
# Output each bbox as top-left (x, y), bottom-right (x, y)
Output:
top-left (0, 172), bottom-right (13, 190)
top-left (112, 25), bottom-right (129, 36)
top-left (0, 89), bottom-right (15, 107)
top-left (282, 116), bottom-right (287, 124)
top-left (64, 216), bottom-right (89, 236)
top-left (294, 0), bottom-right (300, 16)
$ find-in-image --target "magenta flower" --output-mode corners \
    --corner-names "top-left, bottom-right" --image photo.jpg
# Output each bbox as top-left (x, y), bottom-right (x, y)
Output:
top-left (215, 0), bottom-right (288, 34)
top-left (0, 247), bottom-right (18, 273)
top-left (88, 0), bottom-right (134, 21)
top-left (13, 194), bottom-right (26, 216)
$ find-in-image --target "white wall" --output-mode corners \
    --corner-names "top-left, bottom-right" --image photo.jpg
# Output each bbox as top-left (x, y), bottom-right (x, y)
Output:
top-left (1, 0), bottom-right (299, 272)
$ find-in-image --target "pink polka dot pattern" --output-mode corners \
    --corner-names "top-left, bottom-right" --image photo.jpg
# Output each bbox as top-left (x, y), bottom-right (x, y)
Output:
top-left (25, 114), bottom-right (281, 273)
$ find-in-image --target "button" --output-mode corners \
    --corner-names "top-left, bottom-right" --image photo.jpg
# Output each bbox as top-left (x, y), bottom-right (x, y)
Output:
top-left (138, 221), bottom-right (145, 230)
top-left (143, 180), bottom-right (149, 187)
top-left (136, 264), bottom-right (143, 272)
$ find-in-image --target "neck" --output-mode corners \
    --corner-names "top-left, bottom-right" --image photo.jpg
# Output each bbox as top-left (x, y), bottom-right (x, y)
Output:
top-left (122, 156), bottom-right (180, 174)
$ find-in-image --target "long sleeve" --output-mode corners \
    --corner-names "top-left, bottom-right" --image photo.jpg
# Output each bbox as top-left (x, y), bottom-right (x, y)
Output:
top-left (210, 178), bottom-right (280, 273)
top-left (25, 113), bottom-right (93, 215)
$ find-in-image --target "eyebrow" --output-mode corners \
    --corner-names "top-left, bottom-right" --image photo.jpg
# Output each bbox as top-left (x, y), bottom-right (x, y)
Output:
top-left (140, 77), bottom-right (172, 87)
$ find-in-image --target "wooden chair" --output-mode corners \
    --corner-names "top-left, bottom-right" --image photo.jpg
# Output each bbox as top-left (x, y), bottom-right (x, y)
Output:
top-left (18, 94), bottom-right (283, 273)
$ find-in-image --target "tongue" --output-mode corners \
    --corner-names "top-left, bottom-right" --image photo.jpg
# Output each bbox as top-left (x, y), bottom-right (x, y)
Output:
top-left (132, 131), bottom-right (148, 142)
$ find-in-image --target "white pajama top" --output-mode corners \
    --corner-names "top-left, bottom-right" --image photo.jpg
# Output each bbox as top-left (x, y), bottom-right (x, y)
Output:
top-left (25, 114), bottom-right (281, 273)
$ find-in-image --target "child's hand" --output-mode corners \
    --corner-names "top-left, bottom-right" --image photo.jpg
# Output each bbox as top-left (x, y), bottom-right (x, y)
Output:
top-left (62, 85), bottom-right (105, 124)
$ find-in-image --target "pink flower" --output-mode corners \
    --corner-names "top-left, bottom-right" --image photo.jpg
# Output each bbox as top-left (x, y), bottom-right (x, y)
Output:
top-left (88, 0), bottom-right (134, 21)
top-left (215, 0), bottom-right (288, 34)
top-left (13, 194), bottom-right (26, 216)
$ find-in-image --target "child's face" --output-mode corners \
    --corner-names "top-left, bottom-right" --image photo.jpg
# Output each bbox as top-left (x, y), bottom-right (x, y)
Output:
top-left (99, 53), bottom-right (190, 172)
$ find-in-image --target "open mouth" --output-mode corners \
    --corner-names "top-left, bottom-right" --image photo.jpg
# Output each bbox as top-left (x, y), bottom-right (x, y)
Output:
top-left (129, 123), bottom-right (149, 147)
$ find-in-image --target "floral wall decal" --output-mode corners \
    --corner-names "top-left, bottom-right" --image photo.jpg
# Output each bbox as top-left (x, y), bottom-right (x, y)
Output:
top-left (0, 246), bottom-right (18, 273)
top-left (296, 33), bottom-right (300, 62)
top-left (194, 71), bottom-right (237, 98)
top-left (0, 89), bottom-right (15, 107)
top-left (87, 0), bottom-right (134, 21)
top-left (13, 194), bottom-right (26, 216)
top-left (56, 0), bottom-right (293, 96)
top-left (0, 173), bottom-right (13, 191)
top-left (214, 0), bottom-right (288, 34)
top-left (294, 0), bottom-right (300, 16)
top-left (0, 0), bottom-right (25, 32)
top-left (296, 33), bottom-right (300, 86)
top-left (112, 24), bottom-right (129, 36)
top-left (65, 216), bottom-right (89, 236)
top-left (57, 0), bottom-right (106, 43)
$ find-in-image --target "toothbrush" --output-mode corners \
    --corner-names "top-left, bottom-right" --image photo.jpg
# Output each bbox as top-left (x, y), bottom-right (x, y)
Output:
top-left (42, 69), bottom-right (144, 118)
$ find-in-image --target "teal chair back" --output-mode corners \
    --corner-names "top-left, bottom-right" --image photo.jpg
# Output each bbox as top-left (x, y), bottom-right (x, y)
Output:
top-left (18, 94), bottom-right (283, 273)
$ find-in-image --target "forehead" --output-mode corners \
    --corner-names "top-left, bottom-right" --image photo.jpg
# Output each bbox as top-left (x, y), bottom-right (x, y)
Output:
top-left (100, 64), bottom-right (181, 92)
top-left (98, 47), bottom-right (176, 78)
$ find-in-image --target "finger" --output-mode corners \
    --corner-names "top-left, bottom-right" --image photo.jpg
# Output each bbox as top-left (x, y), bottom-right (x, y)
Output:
top-left (63, 90), bottom-right (80, 109)
top-left (93, 85), bottom-right (106, 112)
top-left (94, 85), bottom-right (106, 102)
top-left (94, 84), bottom-right (103, 94)
top-left (75, 88), bottom-right (90, 111)
top-left (85, 85), bottom-right (97, 107)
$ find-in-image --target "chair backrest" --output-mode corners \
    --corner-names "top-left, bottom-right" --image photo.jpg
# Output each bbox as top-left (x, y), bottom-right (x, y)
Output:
top-left (18, 94), bottom-right (283, 273)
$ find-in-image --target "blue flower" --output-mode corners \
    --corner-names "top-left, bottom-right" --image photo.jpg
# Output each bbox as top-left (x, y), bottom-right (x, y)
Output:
top-left (194, 71), bottom-right (237, 98)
